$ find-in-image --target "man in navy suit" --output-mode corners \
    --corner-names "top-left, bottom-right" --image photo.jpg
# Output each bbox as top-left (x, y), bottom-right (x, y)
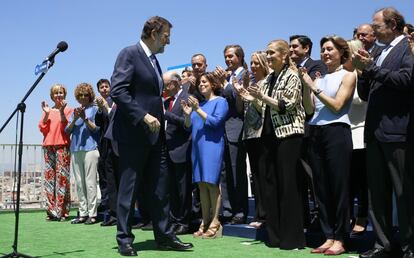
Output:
top-left (356, 24), bottom-right (384, 58)
top-left (355, 7), bottom-right (414, 258)
top-left (214, 45), bottom-right (248, 224)
top-left (163, 71), bottom-right (192, 235)
top-left (289, 35), bottom-right (327, 80)
top-left (107, 16), bottom-right (193, 256)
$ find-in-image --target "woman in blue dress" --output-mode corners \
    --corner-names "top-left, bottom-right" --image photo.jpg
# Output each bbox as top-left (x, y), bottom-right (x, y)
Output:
top-left (181, 72), bottom-right (229, 239)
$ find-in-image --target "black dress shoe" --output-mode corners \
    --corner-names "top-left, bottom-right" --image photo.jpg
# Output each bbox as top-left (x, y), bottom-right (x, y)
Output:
top-left (174, 225), bottom-right (189, 235)
top-left (157, 238), bottom-right (193, 251)
top-left (360, 248), bottom-right (391, 258)
top-left (131, 222), bottom-right (145, 229)
top-left (118, 243), bottom-right (137, 256)
top-left (230, 216), bottom-right (245, 225)
top-left (403, 250), bottom-right (414, 258)
top-left (101, 217), bottom-right (117, 227)
top-left (141, 221), bottom-right (153, 231)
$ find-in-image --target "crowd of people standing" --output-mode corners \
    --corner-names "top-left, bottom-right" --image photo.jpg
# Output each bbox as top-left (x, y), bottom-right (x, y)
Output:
top-left (38, 7), bottom-right (414, 258)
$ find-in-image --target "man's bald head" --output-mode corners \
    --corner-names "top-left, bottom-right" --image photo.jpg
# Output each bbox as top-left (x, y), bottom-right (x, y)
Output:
top-left (356, 23), bottom-right (376, 50)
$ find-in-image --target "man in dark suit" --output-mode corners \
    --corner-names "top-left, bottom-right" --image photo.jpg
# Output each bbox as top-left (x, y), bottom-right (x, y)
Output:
top-left (181, 53), bottom-right (208, 101)
top-left (355, 7), bottom-right (414, 258)
top-left (163, 71), bottom-right (192, 235)
top-left (95, 79), bottom-right (119, 227)
top-left (356, 23), bottom-right (384, 58)
top-left (214, 45), bottom-right (248, 224)
top-left (290, 35), bottom-right (327, 229)
top-left (106, 16), bottom-right (193, 256)
top-left (289, 35), bottom-right (327, 80)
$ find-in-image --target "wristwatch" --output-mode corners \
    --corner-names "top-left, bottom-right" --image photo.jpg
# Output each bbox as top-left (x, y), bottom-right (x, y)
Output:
top-left (313, 88), bottom-right (323, 96)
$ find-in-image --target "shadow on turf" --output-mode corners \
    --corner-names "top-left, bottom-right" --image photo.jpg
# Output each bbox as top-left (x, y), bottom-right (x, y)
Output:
top-left (39, 249), bottom-right (85, 257)
top-left (111, 240), bottom-right (194, 253)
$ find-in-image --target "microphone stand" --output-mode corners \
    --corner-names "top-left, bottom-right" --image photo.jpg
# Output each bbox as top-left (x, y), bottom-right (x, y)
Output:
top-left (0, 59), bottom-right (56, 258)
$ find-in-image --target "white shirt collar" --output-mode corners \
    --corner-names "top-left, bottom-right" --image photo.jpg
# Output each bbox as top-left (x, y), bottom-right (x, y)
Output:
top-left (388, 34), bottom-right (405, 48)
top-left (173, 89), bottom-right (182, 99)
top-left (139, 40), bottom-right (153, 58)
top-left (233, 66), bottom-right (244, 77)
top-left (299, 57), bottom-right (309, 67)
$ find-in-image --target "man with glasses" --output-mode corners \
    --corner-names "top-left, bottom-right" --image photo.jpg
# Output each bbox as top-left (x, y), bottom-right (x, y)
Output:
top-left (355, 7), bottom-right (414, 258)
top-left (163, 71), bottom-right (192, 235)
top-left (356, 24), bottom-right (384, 58)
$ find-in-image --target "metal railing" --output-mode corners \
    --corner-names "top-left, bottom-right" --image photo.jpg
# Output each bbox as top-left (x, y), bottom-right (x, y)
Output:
top-left (0, 144), bottom-right (78, 210)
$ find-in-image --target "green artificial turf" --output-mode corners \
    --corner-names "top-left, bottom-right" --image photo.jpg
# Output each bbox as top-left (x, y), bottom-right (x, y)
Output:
top-left (0, 210), bottom-right (354, 257)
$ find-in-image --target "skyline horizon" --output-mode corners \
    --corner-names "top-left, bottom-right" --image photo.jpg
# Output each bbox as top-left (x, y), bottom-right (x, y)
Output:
top-left (1, 1), bottom-right (413, 144)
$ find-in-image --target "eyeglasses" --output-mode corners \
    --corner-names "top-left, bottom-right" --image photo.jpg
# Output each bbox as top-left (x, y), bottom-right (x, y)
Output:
top-left (78, 93), bottom-right (89, 98)
top-left (356, 32), bottom-right (372, 37)
top-left (371, 23), bottom-right (387, 30)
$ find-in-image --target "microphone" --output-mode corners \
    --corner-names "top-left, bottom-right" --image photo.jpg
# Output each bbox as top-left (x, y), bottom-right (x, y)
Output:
top-left (35, 41), bottom-right (68, 75)
top-left (45, 41), bottom-right (68, 62)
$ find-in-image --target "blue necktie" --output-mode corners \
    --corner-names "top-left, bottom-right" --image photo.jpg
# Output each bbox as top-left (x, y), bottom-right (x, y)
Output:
top-left (150, 54), bottom-right (163, 94)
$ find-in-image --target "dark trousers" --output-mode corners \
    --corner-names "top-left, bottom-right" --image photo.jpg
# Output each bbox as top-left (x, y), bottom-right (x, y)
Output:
top-left (168, 159), bottom-right (192, 227)
top-left (97, 152), bottom-right (109, 208)
top-left (116, 137), bottom-right (173, 246)
top-left (349, 148), bottom-right (368, 219)
top-left (406, 127), bottom-right (414, 251)
top-left (366, 139), bottom-right (414, 252)
top-left (221, 140), bottom-right (248, 219)
top-left (261, 135), bottom-right (305, 249)
top-left (298, 135), bottom-right (317, 228)
top-left (308, 123), bottom-right (352, 242)
top-left (244, 138), bottom-right (266, 222)
top-left (105, 145), bottom-right (120, 217)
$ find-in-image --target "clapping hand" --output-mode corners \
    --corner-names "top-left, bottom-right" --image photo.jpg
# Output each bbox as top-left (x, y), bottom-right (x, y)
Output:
top-left (298, 67), bottom-right (314, 89)
top-left (247, 83), bottom-right (264, 100)
top-left (79, 107), bottom-right (86, 120)
top-left (353, 49), bottom-right (373, 70)
top-left (188, 76), bottom-right (196, 86)
top-left (232, 77), bottom-right (255, 102)
top-left (213, 66), bottom-right (228, 86)
top-left (409, 32), bottom-right (414, 54)
top-left (187, 95), bottom-right (199, 109)
top-left (41, 101), bottom-right (50, 114)
top-left (73, 107), bottom-right (85, 120)
top-left (59, 100), bottom-right (67, 112)
top-left (95, 96), bottom-right (109, 112)
top-left (180, 100), bottom-right (192, 116)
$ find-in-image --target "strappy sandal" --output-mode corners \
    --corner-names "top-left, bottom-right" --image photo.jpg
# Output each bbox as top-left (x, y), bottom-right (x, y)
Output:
top-left (84, 217), bottom-right (97, 225)
top-left (193, 223), bottom-right (205, 238)
top-left (202, 223), bottom-right (223, 239)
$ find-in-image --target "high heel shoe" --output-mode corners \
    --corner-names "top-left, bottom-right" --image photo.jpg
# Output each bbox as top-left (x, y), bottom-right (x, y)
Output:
top-left (311, 240), bottom-right (334, 254)
top-left (202, 223), bottom-right (223, 239)
top-left (193, 223), bottom-right (205, 238)
top-left (350, 218), bottom-right (368, 237)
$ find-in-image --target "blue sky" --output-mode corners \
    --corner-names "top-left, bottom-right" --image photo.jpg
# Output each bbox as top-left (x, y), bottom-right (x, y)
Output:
top-left (0, 0), bottom-right (413, 144)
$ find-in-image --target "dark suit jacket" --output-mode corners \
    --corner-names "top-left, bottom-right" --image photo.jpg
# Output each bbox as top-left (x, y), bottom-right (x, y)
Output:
top-left (106, 43), bottom-right (164, 146)
top-left (164, 89), bottom-right (191, 163)
top-left (222, 68), bottom-right (246, 143)
top-left (358, 37), bottom-right (414, 143)
top-left (95, 98), bottom-right (113, 157)
top-left (303, 58), bottom-right (327, 80)
top-left (369, 44), bottom-right (385, 61)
